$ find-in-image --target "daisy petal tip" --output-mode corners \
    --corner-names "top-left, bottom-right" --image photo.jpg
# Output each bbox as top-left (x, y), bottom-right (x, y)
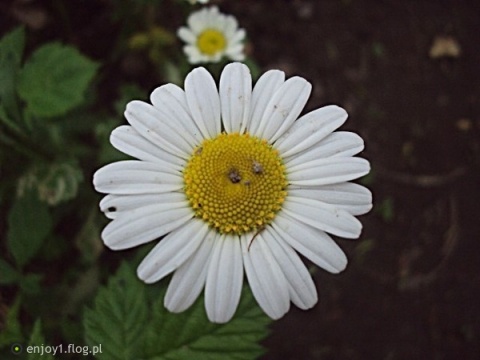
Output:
top-left (136, 266), bottom-right (149, 283)
top-left (207, 311), bottom-right (235, 324)
top-left (330, 258), bottom-right (348, 274)
top-left (189, 66), bottom-right (210, 79)
top-left (100, 232), bottom-right (121, 252)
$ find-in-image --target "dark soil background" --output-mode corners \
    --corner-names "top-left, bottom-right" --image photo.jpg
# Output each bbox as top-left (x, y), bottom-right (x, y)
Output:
top-left (2, 0), bottom-right (480, 359)
top-left (227, 1), bottom-right (480, 359)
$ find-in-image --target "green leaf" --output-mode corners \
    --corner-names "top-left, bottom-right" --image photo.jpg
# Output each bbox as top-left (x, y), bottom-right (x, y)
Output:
top-left (7, 190), bottom-right (53, 267)
top-left (144, 285), bottom-right (270, 360)
top-left (27, 319), bottom-right (54, 360)
top-left (0, 258), bottom-right (20, 284)
top-left (84, 262), bottom-right (270, 360)
top-left (17, 42), bottom-right (98, 117)
top-left (0, 296), bottom-right (23, 349)
top-left (19, 273), bottom-right (44, 294)
top-left (0, 27), bottom-right (25, 121)
top-left (83, 262), bottom-right (148, 360)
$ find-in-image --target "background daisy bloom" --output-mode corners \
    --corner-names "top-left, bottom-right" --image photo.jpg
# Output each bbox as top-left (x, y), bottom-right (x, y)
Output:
top-left (177, 6), bottom-right (245, 64)
top-left (93, 62), bottom-right (372, 323)
top-left (186, 0), bottom-right (209, 4)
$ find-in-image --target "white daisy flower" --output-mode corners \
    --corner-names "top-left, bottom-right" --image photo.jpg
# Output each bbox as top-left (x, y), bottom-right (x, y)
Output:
top-left (93, 62), bottom-right (372, 323)
top-left (177, 6), bottom-right (245, 64)
top-left (186, 0), bottom-right (209, 4)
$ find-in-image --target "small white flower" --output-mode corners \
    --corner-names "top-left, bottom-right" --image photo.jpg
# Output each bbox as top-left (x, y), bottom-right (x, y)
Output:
top-left (186, 0), bottom-right (209, 4)
top-left (93, 63), bottom-right (372, 323)
top-left (177, 6), bottom-right (246, 64)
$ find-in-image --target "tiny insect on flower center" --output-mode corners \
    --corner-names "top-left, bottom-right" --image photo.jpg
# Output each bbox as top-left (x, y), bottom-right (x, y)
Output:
top-left (197, 28), bottom-right (227, 56)
top-left (183, 133), bottom-right (288, 234)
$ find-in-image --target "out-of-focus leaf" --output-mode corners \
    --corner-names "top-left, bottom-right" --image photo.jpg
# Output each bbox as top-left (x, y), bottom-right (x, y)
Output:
top-left (162, 61), bottom-right (182, 86)
top-left (19, 273), bottom-right (43, 294)
top-left (74, 208), bottom-right (103, 263)
top-left (27, 319), bottom-right (54, 360)
top-left (63, 266), bottom-right (100, 316)
top-left (242, 57), bottom-right (261, 81)
top-left (0, 27), bottom-right (24, 121)
top-left (7, 190), bottom-right (53, 267)
top-left (17, 42), bottom-right (98, 117)
top-left (0, 259), bottom-right (19, 284)
top-left (0, 296), bottom-right (23, 349)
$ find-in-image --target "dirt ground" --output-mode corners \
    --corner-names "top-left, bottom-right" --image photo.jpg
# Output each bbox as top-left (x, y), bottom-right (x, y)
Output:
top-left (225, 1), bottom-right (480, 359)
top-left (2, 0), bottom-right (480, 359)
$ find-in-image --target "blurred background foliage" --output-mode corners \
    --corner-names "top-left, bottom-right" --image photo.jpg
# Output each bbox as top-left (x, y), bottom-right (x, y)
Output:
top-left (0, 1), bottom-right (269, 359)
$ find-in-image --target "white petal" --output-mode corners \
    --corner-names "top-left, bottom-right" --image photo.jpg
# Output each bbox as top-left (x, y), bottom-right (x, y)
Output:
top-left (164, 228), bottom-right (217, 312)
top-left (283, 196), bottom-right (362, 239)
top-left (205, 234), bottom-right (243, 323)
top-left (222, 15), bottom-right (239, 38)
top-left (125, 101), bottom-right (192, 157)
top-left (256, 77), bottom-right (311, 143)
top-left (110, 126), bottom-right (184, 170)
top-left (183, 45), bottom-right (205, 64)
top-left (101, 203), bottom-right (193, 250)
top-left (241, 234), bottom-right (290, 319)
top-left (226, 48), bottom-right (245, 61)
top-left (93, 160), bottom-right (183, 195)
top-left (219, 63), bottom-right (252, 134)
top-left (205, 6), bottom-right (219, 24)
top-left (288, 157), bottom-right (370, 186)
top-left (262, 227), bottom-right (317, 309)
top-left (275, 105), bottom-right (348, 157)
top-left (137, 219), bottom-right (208, 283)
top-left (185, 67), bottom-right (221, 139)
top-left (288, 183), bottom-right (373, 216)
top-left (249, 70), bottom-right (285, 136)
top-left (177, 27), bottom-right (196, 44)
top-left (100, 192), bottom-right (186, 219)
top-left (150, 84), bottom-right (204, 144)
top-left (284, 131), bottom-right (365, 168)
top-left (187, 7), bottom-right (208, 34)
top-left (228, 28), bottom-right (246, 44)
top-left (272, 212), bottom-right (348, 273)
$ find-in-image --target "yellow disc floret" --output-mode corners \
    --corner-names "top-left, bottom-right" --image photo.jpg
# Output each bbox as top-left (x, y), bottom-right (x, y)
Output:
top-left (197, 29), bottom-right (227, 56)
top-left (183, 133), bottom-right (288, 234)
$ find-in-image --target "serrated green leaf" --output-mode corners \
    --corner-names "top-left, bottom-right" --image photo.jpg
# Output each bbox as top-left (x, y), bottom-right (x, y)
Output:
top-left (84, 262), bottom-right (148, 360)
top-left (0, 27), bottom-right (24, 121)
top-left (144, 285), bottom-right (270, 360)
top-left (0, 296), bottom-right (23, 349)
top-left (27, 319), bottom-right (54, 360)
top-left (7, 190), bottom-right (53, 268)
top-left (17, 42), bottom-right (98, 117)
top-left (0, 258), bottom-right (19, 284)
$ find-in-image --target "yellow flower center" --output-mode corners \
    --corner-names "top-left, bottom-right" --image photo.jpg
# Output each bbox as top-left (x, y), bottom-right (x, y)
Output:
top-left (183, 133), bottom-right (288, 234)
top-left (197, 29), bottom-right (227, 56)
